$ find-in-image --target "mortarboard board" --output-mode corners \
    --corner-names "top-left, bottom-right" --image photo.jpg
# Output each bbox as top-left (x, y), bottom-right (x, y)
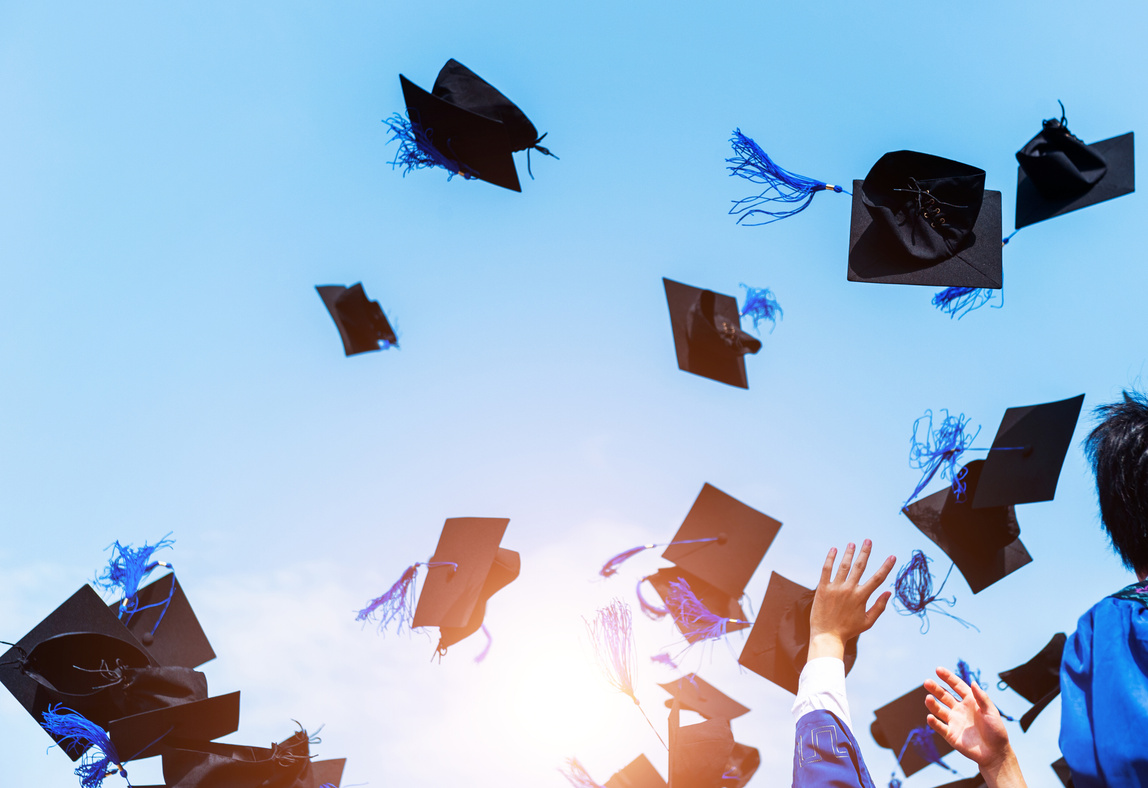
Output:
top-left (663, 278), bottom-right (762, 389)
top-left (661, 484), bottom-right (780, 601)
top-left (1051, 757), bottom-right (1075, 787)
top-left (646, 567), bottom-right (750, 644)
top-left (107, 574), bottom-right (216, 669)
top-left (313, 758), bottom-right (347, 788)
top-left (902, 459), bottom-right (1032, 594)
top-left (316, 284), bottom-right (398, 357)
top-left (997, 632), bottom-right (1066, 731)
top-left (107, 690), bottom-right (241, 761)
top-left (161, 728), bottom-right (327, 788)
top-left (723, 742), bottom-right (761, 788)
top-left (393, 60), bottom-right (554, 192)
top-left (971, 394), bottom-right (1084, 509)
top-left (870, 685), bottom-right (956, 777)
top-left (1015, 104), bottom-right (1134, 228)
top-left (668, 700), bottom-right (735, 788)
top-left (847, 151), bottom-right (1003, 289)
top-left (659, 674), bottom-right (749, 722)
top-left (411, 517), bottom-right (517, 654)
top-left (605, 755), bottom-right (668, 788)
top-left (737, 572), bottom-right (859, 694)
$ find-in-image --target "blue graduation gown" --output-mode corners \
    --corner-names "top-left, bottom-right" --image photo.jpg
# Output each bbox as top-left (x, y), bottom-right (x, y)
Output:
top-left (1060, 583), bottom-right (1148, 787)
top-left (793, 709), bottom-right (877, 788)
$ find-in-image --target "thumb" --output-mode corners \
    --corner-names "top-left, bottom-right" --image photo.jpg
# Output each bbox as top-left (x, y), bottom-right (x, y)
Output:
top-left (864, 591), bottom-right (892, 628)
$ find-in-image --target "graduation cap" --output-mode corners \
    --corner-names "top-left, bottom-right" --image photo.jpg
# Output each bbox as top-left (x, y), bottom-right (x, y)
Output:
top-left (1015, 103), bottom-right (1134, 228)
top-left (357, 517), bottom-right (518, 656)
top-left (645, 567), bottom-right (751, 644)
top-left (605, 755), bottom-right (667, 788)
top-left (663, 278), bottom-right (762, 389)
top-left (997, 632), bottom-right (1067, 731)
top-left (971, 394), bottom-right (1084, 509)
top-left (161, 728), bottom-right (332, 788)
top-left (902, 459), bottom-right (1032, 594)
top-left (737, 572), bottom-right (859, 694)
top-left (668, 700), bottom-right (735, 788)
top-left (389, 59), bottom-right (555, 192)
top-left (848, 151), bottom-right (1003, 288)
top-left (316, 284), bottom-right (398, 356)
top-left (313, 758), bottom-right (347, 788)
top-left (1051, 757), bottom-right (1075, 787)
top-left (659, 674), bottom-right (749, 721)
top-left (870, 685), bottom-right (957, 777)
top-left (724, 742), bottom-right (761, 788)
top-left (106, 574), bottom-right (216, 669)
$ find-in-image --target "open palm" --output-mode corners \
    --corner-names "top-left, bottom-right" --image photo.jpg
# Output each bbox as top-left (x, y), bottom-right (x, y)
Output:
top-left (924, 666), bottom-right (1011, 769)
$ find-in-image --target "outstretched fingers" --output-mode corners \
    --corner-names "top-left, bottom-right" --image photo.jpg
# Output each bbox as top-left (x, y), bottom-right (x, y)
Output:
top-left (819, 546), bottom-right (838, 588)
top-left (864, 590), bottom-right (891, 628)
top-left (834, 543), bottom-right (856, 584)
top-left (847, 539), bottom-right (872, 584)
top-left (935, 666), bottom-right (972, 703)
top-left (860, 554), bottom-right (897, 596)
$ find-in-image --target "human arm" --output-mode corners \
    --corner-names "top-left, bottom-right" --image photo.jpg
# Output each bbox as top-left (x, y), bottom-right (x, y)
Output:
top-left (924, 667), bottom-right (1027, 788)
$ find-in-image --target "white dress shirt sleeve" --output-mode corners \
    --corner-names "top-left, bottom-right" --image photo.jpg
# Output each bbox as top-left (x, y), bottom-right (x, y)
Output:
top-left (790, 656), bottom-right (851, 730)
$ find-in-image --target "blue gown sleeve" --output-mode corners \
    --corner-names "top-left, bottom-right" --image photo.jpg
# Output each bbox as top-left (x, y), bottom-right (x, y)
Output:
top-left (793, 709), bottom-right (877, 788)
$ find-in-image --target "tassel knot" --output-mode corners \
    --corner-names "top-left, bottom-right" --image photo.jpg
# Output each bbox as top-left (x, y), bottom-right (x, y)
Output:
top-left (906, 410), bottom-right (979, 505)
top-left (93, 534), bottom-right (174, 621)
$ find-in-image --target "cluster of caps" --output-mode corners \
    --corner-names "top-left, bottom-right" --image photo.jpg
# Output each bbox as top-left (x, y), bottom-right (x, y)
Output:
top-left (0, 559), bottom-right (345, 788)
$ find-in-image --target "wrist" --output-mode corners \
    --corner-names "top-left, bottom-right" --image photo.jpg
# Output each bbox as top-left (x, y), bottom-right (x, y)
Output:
top-left (807, 632), bottom-right (845, 662)
top-left (980, 745), bottom-right (1025, 788)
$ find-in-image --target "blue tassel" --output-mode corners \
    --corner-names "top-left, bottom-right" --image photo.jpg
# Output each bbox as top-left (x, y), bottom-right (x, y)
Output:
top-left (892, 551), bottom-right (977, 634)
top-left (473, 624), bottom-right (493, 664)
top-left (599, 537), bottom-right (719, 579)
top-left (650, 652), bottom-right (678, 668)
top-left (955, 659), bottom-right (1014, 721)
top-left (888, 774), bottom-right (902, 788)
top-left (739, 285), bottom-right (783, 333)
top-left (932, 287), bottom-right (995, 319)
top-left (665, 578), bottom-right (749, 644)
top-left (41, 705), bottom-right (128, 788)
top-left (727, 130), bottom-right (846, 225)
top-left (382, 113), bottom-right (476, 180)
top-left (561, 758), bottom-right (606, 788)
top-left (94, 534), bottom-right (174, 621)
top-left (636, 577), bottom-right (668, 620)
top-left (896, 726), bottom-right (957, 774)
top-left (356, 564), bottom-right (419, 635)
top-left (906, 410), bottom-right (980, 505)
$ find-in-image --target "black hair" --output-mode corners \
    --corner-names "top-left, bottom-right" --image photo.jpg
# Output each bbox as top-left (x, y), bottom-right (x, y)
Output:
top-left (1085, 391), bottom-right (1148, 575)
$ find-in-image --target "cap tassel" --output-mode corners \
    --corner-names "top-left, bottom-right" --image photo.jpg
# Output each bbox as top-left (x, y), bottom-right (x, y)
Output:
top-left (906, 410), bottom-right (980, 506)
top-left (739, 285), bottom-right (783, 333)
top-left (601, 536), bottom-right (722, 579)
top-left (41, 704), bottom-right (129, 788)
top-left (382, 113), bottom-right (476, 181)
top-left (356, 564), bottom-right (420, 635)
top-left (892, 551), bottom-right (977, 634)
top-left (888, 774), bottom-right (902, 788)
top-left (94, 534), bottom-right (175, 622)
top-left (665, 578), bottom-right (749, 645)
top-left (525, 133), bottom-right (559, 180)
top-left (473, 624), bottom-right (493, 664)
top-left (650, 652), bottom-right (678, 669)
top-left (726, 129), bottom-right (846, 225)
top-left (560, 758), bottom-right (606, 788)
top-left (636, 577), bottom-right (668, 620)
top-left (931, 287), bottom-right (997, 319)
top-left (895, 726), bottom-right (957, 775)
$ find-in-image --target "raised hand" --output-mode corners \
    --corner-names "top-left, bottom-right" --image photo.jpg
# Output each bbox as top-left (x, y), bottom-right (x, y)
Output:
top-left (808, 540), bottom-right (896, 662)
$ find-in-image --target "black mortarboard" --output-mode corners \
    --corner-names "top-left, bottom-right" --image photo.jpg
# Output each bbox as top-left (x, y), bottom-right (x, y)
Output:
top-left (107, 574), bottom-right (215, 669)
top-left (663, 278), bottom-right (762, 389)
top-left (161, 728), bottom-right (327, 788)
top-left (847, 151), bottom-right (1003, 288)
top-left (971, 394), bottom-right (1084, 509)
top-left (411, 517), bottom-right (518, 652)
top-left (108, 690), bottom-right (241, 761)
top-left (659, 674), bottom-right (749, 721)
top-left (1051, 757), bottom-right (1075, 787)
top-left (397, 59), bottom-right (552, 192)
top-left (1015, 104), bottom-right (1134, 228)
top-left (661, 483), bottom-right (780, 601)
top-left (316, 284), bottom-right (397, 357)
top-left (313, 759), bottom-right (347, 788)
top-left (870, 685), bottom-right (956, 777)
top-left (738, 572), bottom-right (858, 694)
top-left (902, 459), bottom-right (1031, 594)
top-left (723, 742), bottom-right (760, 788)
top-left (997, 633), bottom-right (1066, 732)
top-left (668, 701), bottom-right (735, 788)
top-left (646, 567), bottom-right (750, 643)
top-left (605, 755), bottom-right (667, 788)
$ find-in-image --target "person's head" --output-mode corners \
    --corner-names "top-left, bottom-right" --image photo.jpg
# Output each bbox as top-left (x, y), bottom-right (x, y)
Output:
top-left (1085, 390), bottom-right (1148, 578)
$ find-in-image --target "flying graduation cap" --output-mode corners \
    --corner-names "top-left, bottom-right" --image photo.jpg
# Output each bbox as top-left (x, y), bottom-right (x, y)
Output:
top-left (663, 278), bottom-right (766, 389)
top-left (870, 685), bottom-right (957, 778)
top-left (356, 517), bottom-right (519, 657)
top-left (1015, 102), bottom-right (1134, 228)
top-left (997, 632), bottom-right (1067, 732)
top-left (659, 674), bottom-right (750, 722)
top-left (667, 700), bottom-right (735, 788)
top-left (726, 133), bottom-right (1003, 288)
top-left (386, 59), bottom-right (556, 192)
top-left (161, 728), bottom-right (341, 788)
top-left (738, 571), bottom-right (860, 694)
top-left (605, 755), bottom-right (667, 788)
top-left (316, 284), bottom-right (398, 356)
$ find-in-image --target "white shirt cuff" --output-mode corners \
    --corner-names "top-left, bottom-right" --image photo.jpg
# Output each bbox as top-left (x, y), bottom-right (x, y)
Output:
top-left (790, 656), bottom-right (851, 729)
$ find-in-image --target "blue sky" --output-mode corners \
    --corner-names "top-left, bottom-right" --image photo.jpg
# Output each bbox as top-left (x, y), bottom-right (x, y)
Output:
top-left (1, 2), bottom-right (1146, 786)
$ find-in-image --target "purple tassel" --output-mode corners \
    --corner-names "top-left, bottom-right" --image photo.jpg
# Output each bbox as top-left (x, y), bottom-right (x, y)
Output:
top-left (665, 578), bottom-right (748, 644)
top-left (896, 726), bottom-right (956, 774)
top-left (650, 652), bottom-right (678, 669)
top-left (41, 705), bottom-right (128, 788)
top-left (474, 624), bottom-right (493, 664)
top-left (892, 551), bottom-right (977, 634)
top-left (636, 577), bottom-right (668, 620)
top-left (955, 659), bottom-right (982, 692)
top-left (600, 544), bottom-right (655, 578)
top-left (739, 285), bottom-right (783, 333)
top-left (561, 758), bottom-right (606, 788)
top-left (586, 599), bottom-right (639, 704)
top-left (906, 410), bottom-right (980, 505)
top-left (94, 534), bottom-right (174, 619)
top-left (356, 564), bottom-right (419, 635)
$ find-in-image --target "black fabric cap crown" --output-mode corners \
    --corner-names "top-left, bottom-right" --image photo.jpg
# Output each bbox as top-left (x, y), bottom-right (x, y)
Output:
top-left (1017, 116), bottom-right (1108, 200)
top-left (663, 278), bottom-right (760, 389)
top-left (432, 59), bottom-right (540, 153)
